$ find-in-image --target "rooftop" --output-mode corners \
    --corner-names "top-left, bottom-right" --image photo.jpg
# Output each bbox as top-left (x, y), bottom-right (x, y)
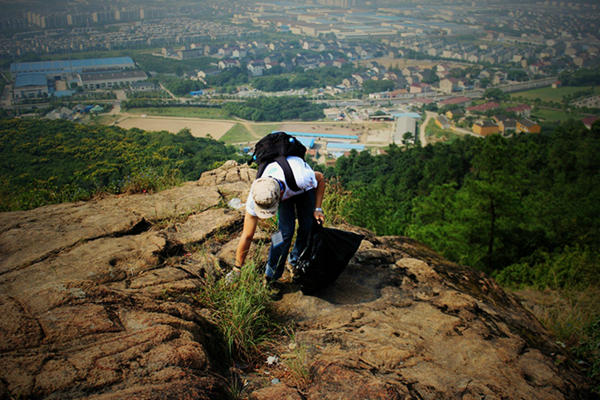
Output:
top-left (80, 70), bottom-right (146, 82)
top-left (326, 142), bottom-right (365, 151)
top-left (10, 57), bottom-right (135, 74)
top-left (283, 131), bottom-right (359, 140)
top-left (467, 102), bottom-right (500, 112)
top-left (439, 96), bottom-right (471, 106)
top-left (15, 73), bottom-right (47, 88)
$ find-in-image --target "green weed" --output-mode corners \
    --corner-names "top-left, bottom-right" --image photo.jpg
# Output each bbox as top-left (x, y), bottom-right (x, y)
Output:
top-left (282, 330), bottom-right (312, 390)
top-left (321, 177), bottom-right (352, 225)
top-left (195, 263), bottom-right (277, 362)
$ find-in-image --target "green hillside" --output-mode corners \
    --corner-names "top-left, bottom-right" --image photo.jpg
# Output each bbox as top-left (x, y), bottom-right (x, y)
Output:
top-left (0, 118), bottom-right (240, 211)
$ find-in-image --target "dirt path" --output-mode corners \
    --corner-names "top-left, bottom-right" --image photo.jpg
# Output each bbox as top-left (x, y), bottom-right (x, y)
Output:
top-left (452, 125), bottom-right (482, 138)
top-left (420, 111), bottom-right (435, 147)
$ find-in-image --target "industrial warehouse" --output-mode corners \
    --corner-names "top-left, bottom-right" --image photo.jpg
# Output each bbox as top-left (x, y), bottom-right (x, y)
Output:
top-left (10, 56), bottom-right (147, 101)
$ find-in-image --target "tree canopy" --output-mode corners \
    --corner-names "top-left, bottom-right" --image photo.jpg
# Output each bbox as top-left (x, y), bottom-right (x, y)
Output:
top-left (223, 96), bottom-right (324, 121)
top-left (0, 118), bottom-right (240, 211)
top-left (328, 120), bottom-right (600, 277)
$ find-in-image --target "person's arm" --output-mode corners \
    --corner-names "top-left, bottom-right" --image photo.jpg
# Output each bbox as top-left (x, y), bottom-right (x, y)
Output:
top-left (235, 212), bottom-right (259, 268)
top-left (313, 171), bottom-right (325, 223)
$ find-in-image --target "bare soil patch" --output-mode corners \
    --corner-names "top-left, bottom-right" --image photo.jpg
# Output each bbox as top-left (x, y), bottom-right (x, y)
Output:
top-left (117, 115), bottom-right (235, 139)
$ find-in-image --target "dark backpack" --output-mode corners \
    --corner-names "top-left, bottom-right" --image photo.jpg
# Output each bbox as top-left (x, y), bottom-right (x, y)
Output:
top-left (250, 132), bottom-right (307, 192)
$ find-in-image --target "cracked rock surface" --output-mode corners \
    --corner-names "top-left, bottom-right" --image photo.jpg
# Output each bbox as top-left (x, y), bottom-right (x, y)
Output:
top-left (0, 161), bottom-right (593, 399)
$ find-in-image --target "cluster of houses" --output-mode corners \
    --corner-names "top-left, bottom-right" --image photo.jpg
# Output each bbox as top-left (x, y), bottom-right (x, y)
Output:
top-left (0, 12), bottom-right (249, 58)
top-left (434, 97), bottom-right (541, 136)
top-left (160, 37), bottom-right (387, 80)
top-left (235, 1), bottom-right (599, 73)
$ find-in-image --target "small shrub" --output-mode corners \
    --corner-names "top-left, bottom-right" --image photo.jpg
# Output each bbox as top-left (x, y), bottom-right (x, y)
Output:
top-left (321, 178), bottom-right (352, 225)
top-left (282, 331), bottom-right (312, 390)
top-left (196, 264), bottom-right (277, 361)
top-left (495, 245), bottom-right (600, 290)
top-left (514, 286), bottom-right (600, 395)
top-left (121, 168), bottom-right (182, 194)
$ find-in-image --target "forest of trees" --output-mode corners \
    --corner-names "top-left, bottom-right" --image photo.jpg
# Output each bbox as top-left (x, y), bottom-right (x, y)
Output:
top-left (0, 118), bottom-right (240, 211)
top-left (559, 68), bottom-right (600, 86)
top-left (222, 96), bottom-right (325, 121)
top-left (327, 120), bottom-right (599, 281)
top-left (252, 64), bottom-right (358, 92)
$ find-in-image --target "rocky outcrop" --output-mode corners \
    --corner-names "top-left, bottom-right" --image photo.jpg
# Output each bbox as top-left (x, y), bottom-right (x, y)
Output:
top-left (0, 161), bottom-right (255, 399)
top-left (0, 161), bottom-right (593, 399)
top-left (263, 233), bottom-right (589, 399)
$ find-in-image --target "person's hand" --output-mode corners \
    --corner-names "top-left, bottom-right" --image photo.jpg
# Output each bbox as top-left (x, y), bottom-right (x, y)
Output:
top-left (314, 208), bottom-right (325, 223)
top-left (225, 266), bottom-right (241, 284)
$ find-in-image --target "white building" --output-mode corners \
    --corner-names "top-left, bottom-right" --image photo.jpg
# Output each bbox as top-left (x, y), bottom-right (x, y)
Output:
top-left (394, 116), bottom-right (417, 144)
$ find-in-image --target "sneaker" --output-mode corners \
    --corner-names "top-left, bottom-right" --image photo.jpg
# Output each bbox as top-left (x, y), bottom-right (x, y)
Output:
top-left (263, 276), bottom-right (284, 300)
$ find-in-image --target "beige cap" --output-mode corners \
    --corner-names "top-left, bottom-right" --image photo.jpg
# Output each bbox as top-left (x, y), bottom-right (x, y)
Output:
top-left (251, 177), bottom-right (281, 219)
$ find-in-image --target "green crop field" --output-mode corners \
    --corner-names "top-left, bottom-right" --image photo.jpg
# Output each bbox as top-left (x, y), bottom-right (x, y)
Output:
top-left (220, 123), bottom-right (255, 143)
top-left (127, 106), bottom-right (230, 119)
top-left (511, 86), bottom-right (600, 102)
top-left (252, 124), bottom-right (282, 137)
top-left (219, 123), bottom-right (282, 144)
top-left (531, 107), bottom-right (586, 122)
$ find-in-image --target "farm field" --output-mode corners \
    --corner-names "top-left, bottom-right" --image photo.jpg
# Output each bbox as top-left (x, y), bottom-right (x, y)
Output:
top-left (511, 86), bottom-right (599, 102)
top-left (280, 121), bottom-right (389, 137)
top-left (127, 106), bottom-right (230, 119)
top-left (116, 115), bottom-right (234, 139)
top-left (105, 110), bottom-right (399, 147)
top-left (219, 123), bottom-right (256, 144)
top-left (532, 107), bottom-right (586, 122)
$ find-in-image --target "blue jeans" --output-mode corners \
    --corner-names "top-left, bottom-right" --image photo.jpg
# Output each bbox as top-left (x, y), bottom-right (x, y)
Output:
top-left (265, 189), bottom-right (315, 280)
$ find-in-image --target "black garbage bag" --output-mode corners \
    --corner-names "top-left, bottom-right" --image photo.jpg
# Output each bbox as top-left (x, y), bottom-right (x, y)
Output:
top-left (293, 220), bottom-right (364, 294)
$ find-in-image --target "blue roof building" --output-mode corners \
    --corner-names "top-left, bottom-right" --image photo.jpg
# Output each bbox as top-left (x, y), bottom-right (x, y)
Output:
top-left (10, 57), bottom-right (135, 75)
top-left (277, 131), bottom-right (359, 141)
top-left (296, 137), bottom-right (315, 149)
top-left (11, 56), bottom-right (142, 101)
top-left (14, 73), bottom-right (47, 88)
top-left (392, 112), bottom-right (422, 119)
top-left (326, 142), bottom-right (365, 151)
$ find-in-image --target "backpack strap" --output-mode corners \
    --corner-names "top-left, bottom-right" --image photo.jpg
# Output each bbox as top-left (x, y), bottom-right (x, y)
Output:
top-left (257, 156), bottom-right (301, 192)
top-left (275, 155), bottom-right (301, 192)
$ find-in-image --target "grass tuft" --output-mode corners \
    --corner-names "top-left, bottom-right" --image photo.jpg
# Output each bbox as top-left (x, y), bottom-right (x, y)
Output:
top-left (195, 263), bottom-right (277, 362)
top-left (515, 286), bottom-right (600, 394)
top-left (282, 330), bottom-right (312, 390)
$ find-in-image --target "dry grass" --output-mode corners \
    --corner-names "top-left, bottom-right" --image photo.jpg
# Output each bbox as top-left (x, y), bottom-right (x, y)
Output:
top-left (116, 115), bottom-right (234, 139)
top-left (513, 286), bottom-right (600, 393)
top-left (514, 286), bottom-right (600, 347)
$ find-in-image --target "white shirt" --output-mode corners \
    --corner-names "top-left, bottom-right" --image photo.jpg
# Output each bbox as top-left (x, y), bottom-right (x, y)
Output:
top-left (246, 156), bottom-right (317, 216)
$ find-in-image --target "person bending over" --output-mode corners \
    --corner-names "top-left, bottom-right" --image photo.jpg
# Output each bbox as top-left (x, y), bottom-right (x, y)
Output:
top-left (233, 155), bottom-right (325, 283)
